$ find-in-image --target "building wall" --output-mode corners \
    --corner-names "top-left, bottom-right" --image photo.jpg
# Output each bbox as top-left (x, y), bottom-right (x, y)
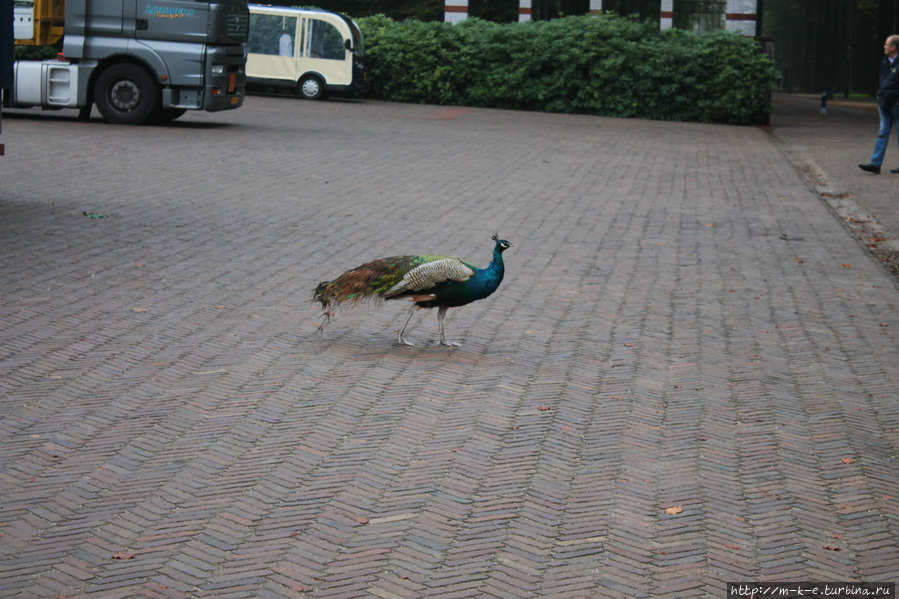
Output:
top-left (444, 0), bottom-right (467, 23)
top-left (519, 0), bottom-right (531, 21)
top-left (724, 0), bottom-right (757, 35)
top-left (659, 0), bottom-right (673, 29)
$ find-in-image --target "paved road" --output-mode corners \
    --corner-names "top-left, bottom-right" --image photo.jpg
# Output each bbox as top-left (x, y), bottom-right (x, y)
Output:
top-left (1, 96), bottom-right (897, 597)
top-left (770, 93), bottom-right (899, 276)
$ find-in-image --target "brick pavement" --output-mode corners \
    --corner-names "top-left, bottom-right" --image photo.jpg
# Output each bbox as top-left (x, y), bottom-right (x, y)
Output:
top-left (769, 93), bottom-right (899, 277)
top-left (1, 97), bottom-right (898, 597)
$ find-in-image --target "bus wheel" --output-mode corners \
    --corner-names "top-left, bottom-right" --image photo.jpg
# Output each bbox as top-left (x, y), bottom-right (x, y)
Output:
top-left (94, 64), bottom-right (160, 125)
top-left (298, 75), bottom-right (325, 100)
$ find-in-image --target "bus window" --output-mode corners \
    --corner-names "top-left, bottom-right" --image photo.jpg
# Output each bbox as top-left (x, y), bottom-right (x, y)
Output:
top-left (248, 13), bottom-right (297, 56)
top-left (348, 19), bottom-right (363, 57)
top-left (306, 19), bottom-right (345, 60)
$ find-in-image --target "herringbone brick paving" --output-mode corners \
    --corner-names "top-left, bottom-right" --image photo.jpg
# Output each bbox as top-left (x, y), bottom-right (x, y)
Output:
top-left (1, 97), bottom-right (897, 597)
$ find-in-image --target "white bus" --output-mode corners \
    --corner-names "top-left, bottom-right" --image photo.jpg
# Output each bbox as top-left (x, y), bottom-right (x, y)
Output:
top-left (247, 5), bottom-right (365, 100)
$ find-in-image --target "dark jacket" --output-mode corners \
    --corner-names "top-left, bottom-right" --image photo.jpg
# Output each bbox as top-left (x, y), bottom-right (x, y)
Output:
top-left (878, 55), bottom-right (899, 110)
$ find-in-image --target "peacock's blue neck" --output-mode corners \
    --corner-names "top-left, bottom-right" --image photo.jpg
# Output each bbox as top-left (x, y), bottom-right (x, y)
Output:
top-left (424, 242), bottom-right (507, 308)
top-left (491, 246), bottom-right (505, 273)
top-left (480, 245), bottom-right (505, 290)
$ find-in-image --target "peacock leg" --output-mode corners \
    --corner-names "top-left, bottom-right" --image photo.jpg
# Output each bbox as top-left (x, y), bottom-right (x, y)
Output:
top-left (437, 306), bottom-right (460, 347)
top-left (398, 304), bottom-right (420, 346)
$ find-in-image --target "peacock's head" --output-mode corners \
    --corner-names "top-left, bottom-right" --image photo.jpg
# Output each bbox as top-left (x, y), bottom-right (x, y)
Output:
top-left (491, 233), bottom-right (513, 252)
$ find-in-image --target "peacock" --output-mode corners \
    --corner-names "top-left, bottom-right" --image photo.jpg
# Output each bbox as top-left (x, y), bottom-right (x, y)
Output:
top-left (314, 234), bottom-right (513, 346)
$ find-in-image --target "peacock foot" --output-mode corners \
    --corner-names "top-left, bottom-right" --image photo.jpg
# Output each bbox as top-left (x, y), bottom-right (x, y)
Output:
top-left (317, 311), bottom-right (333, 335)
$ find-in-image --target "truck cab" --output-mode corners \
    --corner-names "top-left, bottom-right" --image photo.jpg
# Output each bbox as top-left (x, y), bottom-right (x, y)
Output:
top-left (6, 0), bottom-right (249, 124)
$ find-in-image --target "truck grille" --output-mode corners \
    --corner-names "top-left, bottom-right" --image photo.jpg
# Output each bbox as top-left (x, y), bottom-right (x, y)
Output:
top-left (227, 12), bottom-right (249, 39)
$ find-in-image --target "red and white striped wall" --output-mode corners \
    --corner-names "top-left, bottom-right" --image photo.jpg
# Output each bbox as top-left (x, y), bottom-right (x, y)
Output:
top-left (445, 0), bottom-right (757, 35)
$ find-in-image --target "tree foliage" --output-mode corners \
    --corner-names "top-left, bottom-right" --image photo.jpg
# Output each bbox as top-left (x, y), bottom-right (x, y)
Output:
top-left (358, 13), bottom-right (774, 124)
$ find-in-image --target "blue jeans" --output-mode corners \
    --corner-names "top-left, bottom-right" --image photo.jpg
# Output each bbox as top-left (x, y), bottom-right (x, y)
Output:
top-left (871, 102), bottom-right (899, 166)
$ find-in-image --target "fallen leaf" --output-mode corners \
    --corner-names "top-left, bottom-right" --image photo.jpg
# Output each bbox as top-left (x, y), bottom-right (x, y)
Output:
top-left (537, 406), bottom-right (552, 412)
top-left (214, 305), bottom-right (226, 309)
top-left (131, 307), bottom-right (150, 313)
top-left (134, 262), bottom-right (145, 268)
top-left (795, 257), bottom-right (804, 263)
top-left (841, 264), bottom-right (852, 268)
top-left (823, 545), bottom-right (842, 552)
top-left (664, 506), bottom-right (683, 515)
top-left (841, 457), bottom-right (855, 464)
top-left (111, 552), bottom-right (134, 560)
top-left (353, 516), bottom-right (369, 525)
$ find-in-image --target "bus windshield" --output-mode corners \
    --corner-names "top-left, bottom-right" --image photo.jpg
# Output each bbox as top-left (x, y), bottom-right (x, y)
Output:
top-left (344, 17), bottom-right (363, 58)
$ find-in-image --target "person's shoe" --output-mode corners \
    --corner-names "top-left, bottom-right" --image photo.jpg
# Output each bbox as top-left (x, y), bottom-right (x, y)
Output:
top-left (891, 167), bottom-right (899, 174)
top-left (859, 163), bottom-right (881, 174)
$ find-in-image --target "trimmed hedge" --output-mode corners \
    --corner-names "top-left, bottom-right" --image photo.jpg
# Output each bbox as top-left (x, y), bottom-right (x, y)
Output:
top-left (357, 14), bottom-right (774, 124)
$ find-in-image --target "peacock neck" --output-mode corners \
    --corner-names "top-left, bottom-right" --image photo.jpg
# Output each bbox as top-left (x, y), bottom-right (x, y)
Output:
top-left (486, 247), bottom-right (505, 278)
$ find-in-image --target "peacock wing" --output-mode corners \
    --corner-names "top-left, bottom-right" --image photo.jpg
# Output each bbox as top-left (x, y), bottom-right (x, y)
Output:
top-left (383, 256), bottom-right (476, 298)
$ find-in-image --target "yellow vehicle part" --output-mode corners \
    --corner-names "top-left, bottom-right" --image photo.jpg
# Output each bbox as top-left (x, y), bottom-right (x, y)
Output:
top-left (14, 0), bottom-right (65, 47)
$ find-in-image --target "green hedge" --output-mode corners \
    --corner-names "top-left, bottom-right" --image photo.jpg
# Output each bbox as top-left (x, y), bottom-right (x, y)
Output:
top-left (357, 14), bottom-right (774, 124)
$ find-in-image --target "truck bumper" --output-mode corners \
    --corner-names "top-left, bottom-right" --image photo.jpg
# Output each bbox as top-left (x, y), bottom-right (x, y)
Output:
top-left (202, 45), bottom-right (246, 112)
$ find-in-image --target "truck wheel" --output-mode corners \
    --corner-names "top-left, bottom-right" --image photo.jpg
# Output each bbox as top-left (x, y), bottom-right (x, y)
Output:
top-left (298, 75), bottom-right (324, 100)
top-left (94, 64), bottom-right (160, 125)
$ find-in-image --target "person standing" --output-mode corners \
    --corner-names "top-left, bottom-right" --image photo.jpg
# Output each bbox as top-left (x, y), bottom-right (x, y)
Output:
top-left (860, 35), bottom-right (899, 174)
top-left (279, 30), bottom-right (293, 57)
